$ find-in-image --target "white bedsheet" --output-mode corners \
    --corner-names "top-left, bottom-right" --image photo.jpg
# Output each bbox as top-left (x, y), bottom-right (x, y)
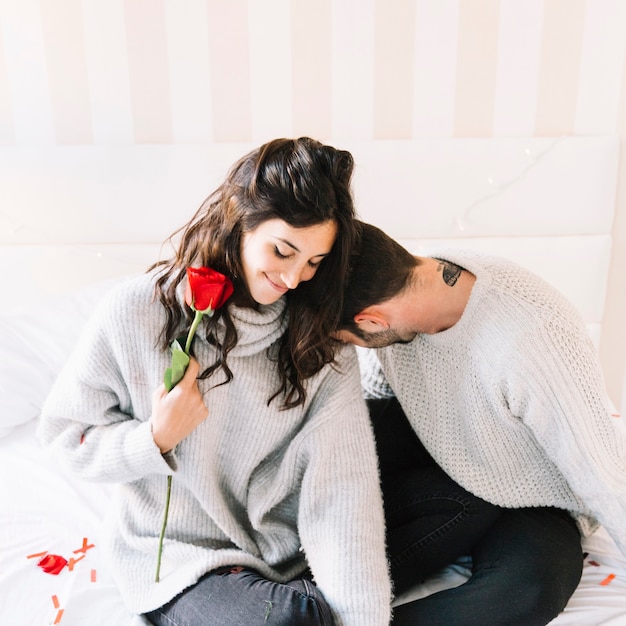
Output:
top-left (1, 138), bottom-right (624, 625)
top-left (1, 418), bottom-right (625, 626)
top-left (0, 420), bottom-right (145, 626)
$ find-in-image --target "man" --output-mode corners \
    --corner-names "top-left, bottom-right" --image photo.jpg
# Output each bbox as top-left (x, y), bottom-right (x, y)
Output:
top-left (336, 222), bottom-right (626, 626)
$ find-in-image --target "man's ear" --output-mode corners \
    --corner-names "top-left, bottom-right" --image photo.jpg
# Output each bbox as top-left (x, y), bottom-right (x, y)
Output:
top-left (354, 308), bottom-right (389, 332)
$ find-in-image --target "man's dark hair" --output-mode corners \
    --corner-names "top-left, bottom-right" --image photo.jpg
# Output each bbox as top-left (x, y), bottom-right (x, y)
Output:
top-left (340, 221), bottom-right (418, 331)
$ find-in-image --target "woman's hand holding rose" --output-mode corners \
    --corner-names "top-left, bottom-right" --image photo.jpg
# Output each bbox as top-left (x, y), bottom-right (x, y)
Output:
top-left (150, 357), bottom-right (208, 454)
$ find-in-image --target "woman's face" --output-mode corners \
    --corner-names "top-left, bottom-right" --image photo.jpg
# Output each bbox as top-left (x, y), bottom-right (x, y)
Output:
top-left (240, 218), bottom-right (338, 305)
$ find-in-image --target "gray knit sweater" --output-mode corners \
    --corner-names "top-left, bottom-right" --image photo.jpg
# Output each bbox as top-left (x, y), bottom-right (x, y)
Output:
top-left (359, 250), bottom-right (626, 556)
top-left (39, 273), bottom-right (392, 625)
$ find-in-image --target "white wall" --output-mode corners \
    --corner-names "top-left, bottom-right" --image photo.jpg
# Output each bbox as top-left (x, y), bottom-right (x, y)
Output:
top-left (1, 0), bottom-right (625, 408)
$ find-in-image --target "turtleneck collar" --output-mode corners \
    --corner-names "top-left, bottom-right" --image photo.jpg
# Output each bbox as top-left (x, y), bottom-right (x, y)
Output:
top-left (222, 299), bottom-right (288, 357)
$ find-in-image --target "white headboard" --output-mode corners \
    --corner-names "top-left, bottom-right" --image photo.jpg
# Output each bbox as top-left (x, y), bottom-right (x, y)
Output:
top-left (0, 137), bottom-right (620, 406)
top-left (350, 137), bottom-right (618, 351)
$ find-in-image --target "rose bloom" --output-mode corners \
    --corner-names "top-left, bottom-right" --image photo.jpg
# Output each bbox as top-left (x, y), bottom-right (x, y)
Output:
top-left (185, 266), bottom-right (234, 313)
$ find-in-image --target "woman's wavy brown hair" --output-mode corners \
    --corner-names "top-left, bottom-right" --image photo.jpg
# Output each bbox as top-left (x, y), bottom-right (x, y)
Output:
top-left (150, 137), bottom-right (358, 409)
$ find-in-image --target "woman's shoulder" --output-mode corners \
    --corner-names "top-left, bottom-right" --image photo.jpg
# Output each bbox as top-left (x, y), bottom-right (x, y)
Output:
top-left (91, 271), bottom-right (165, 329)
top-left (107, 270), bottom-right (158, 299)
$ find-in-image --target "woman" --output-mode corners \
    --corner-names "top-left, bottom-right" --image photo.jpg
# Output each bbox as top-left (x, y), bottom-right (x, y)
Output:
top-left (38, 138), bottom-right (391, 625)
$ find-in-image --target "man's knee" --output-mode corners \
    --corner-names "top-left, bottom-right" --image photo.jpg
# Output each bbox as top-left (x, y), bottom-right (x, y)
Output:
top-left (471, 509), bottom-right (583, 625)
top-left (494, 564), bottom-right (581, 625)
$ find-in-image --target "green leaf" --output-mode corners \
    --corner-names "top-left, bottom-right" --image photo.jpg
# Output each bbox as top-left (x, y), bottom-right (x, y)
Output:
top-left (163, 367), bottom-right (174, 392)
top-left (163, 340), bottom-right (190, 392)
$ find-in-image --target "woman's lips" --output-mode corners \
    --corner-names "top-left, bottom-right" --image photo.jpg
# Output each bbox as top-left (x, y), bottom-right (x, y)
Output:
top-left (266, 275), bottom-right (289, 293)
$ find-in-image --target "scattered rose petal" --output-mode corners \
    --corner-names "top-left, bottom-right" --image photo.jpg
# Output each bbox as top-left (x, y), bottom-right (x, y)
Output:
top-left (26, 550), bottom-right (48, 560)
top-left (73, 537), bottom-right (95, 554)
top-left (38, 554), bottom-right (67, 575)
top-left (67, 555), bottom-right (85, 571)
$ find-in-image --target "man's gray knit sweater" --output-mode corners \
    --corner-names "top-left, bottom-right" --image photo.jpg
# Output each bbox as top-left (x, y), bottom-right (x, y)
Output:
top-left (359, 250), bottom-right (626, 557)
top-left (39, 273), bottom-right (392, 625)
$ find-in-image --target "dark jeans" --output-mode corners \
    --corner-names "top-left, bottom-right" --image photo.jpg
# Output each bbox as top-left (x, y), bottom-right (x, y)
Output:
top-left (369, 397), bottom-right (584, 626)
top-left (145, 567), bottom-right (333, 626)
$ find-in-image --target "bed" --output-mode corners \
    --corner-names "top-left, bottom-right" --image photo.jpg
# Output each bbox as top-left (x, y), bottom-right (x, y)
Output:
top-left (1, 138), bottom-right (625, 625)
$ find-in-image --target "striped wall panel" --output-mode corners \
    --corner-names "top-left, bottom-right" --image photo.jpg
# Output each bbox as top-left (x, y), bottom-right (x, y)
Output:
top-left (0, 0), bottom-right (625, 144)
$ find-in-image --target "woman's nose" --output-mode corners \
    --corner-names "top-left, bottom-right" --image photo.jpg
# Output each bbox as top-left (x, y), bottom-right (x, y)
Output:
top-left (281, 267), bottom-right (303, 289)
top-left (282, 262), bottom-right (317, 289)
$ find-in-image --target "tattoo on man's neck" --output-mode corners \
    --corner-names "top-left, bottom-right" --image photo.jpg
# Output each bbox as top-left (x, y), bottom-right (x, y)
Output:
top-left (436, 260), bottom-right (462, 286)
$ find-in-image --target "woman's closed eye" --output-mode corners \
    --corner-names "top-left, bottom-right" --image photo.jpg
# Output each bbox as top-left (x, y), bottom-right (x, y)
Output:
top-left (273, 245), bottom-right (290, 260)
top-left (274, 245), bottom-right (323, 268)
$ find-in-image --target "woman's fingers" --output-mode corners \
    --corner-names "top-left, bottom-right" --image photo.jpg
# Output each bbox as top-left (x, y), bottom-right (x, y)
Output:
top-left (178, 355), bottom-right (200, 387)
top-left (150, 358), bottom-right (208, 454)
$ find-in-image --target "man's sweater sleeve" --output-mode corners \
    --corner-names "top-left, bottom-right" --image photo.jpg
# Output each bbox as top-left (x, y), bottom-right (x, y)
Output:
top-left (510, 311), bottom-right (626, 555)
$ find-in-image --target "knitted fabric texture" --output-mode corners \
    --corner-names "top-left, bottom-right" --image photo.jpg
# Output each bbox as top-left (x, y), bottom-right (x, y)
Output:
top-left (358, 250), bottom-right (626, 556)
top-left (39, 272), bottom-right (392, 625)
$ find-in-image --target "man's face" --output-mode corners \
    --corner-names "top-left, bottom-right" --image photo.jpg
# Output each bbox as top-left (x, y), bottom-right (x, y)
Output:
top-left (333, 326), bottom-right (416, 348)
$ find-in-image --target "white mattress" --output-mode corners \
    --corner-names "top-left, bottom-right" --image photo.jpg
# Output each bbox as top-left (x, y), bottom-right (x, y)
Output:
top-left (1, 138), bottom-right (624, 624)
top-left (1, 418), bottom-right (625, 625)
top-left (0, 419), bottom-right (144, 626)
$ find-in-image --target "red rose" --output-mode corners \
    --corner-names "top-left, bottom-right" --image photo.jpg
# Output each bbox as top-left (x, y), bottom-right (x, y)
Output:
top-left (185, 267), bottom-right (234, 314)
top-left (157, 266), bottom-right (234, 583)
top-left (38, 554), bottom-right (68, 575)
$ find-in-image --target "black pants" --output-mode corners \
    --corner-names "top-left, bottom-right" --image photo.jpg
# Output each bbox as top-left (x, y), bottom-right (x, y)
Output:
top-left (369, 397), bottom-right (583, 626)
